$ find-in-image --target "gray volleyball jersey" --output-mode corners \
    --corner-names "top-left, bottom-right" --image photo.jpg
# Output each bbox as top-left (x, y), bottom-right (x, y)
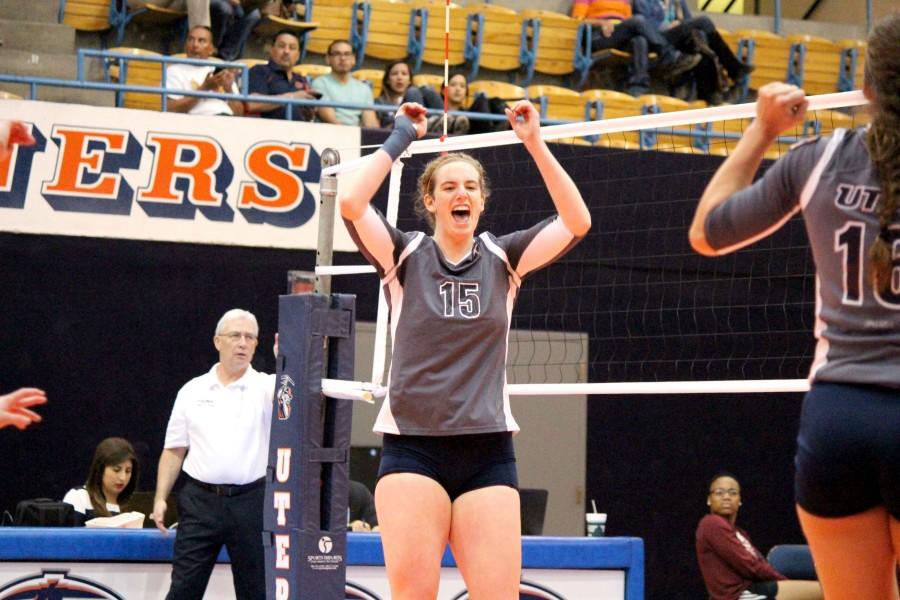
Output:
top-left (706, 127), bottom-right (900, 389)
top-left (345, 206), bottom-right (582, 434)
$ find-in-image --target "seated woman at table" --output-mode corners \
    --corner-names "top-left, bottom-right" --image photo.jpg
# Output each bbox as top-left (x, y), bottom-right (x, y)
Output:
top-left (696, 473), bottom-right (822, 600)
top-left (63, 437), bottom-right (139, 526)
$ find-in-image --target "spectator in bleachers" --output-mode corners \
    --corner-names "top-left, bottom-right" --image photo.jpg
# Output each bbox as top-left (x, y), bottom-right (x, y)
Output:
top-left (572, 0), bottom-right (700, 97)
top-left (166, 25), bottom-right (244, 116)
top-left (209, 0), bottom-right (262, 61)
top-left (130, 0), bottom-right (211, 29)
top-left (375, 61), bottom-right (430, 128)
top-left (632, 0), bottom-right (752, 104)
top-left (246, 29), bottom-right (317, 121)
top-left (438, 70), bottom-right (522, 135)
top-left (311, 40), bottom-right (378, 128)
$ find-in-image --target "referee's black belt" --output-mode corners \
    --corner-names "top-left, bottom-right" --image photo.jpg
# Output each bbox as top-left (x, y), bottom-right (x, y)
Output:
top-left (186, 474), bottom-right (265, 497)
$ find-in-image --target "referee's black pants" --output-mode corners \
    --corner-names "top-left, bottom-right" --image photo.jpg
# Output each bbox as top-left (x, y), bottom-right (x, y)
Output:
top-left (166, 478), bottom-right (265, 600)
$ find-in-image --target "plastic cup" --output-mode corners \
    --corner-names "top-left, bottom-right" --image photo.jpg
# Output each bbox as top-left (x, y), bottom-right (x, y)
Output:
top-left (585, 512), bottom-right (607, 537)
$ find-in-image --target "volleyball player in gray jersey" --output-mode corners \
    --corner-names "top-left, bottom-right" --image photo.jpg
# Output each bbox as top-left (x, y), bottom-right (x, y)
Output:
top-left (689, 15), bottom-right (900, 600)
top-left (339, 100), bottom-right (590, 599)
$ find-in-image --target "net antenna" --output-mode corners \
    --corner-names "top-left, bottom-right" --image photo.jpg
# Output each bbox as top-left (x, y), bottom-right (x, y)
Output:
top-left (318, 90), bottom-right (867, 397)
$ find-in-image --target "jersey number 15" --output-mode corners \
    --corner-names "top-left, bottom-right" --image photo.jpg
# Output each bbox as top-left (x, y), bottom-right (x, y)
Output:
top-left (439, 281), bottom-right (482, 319)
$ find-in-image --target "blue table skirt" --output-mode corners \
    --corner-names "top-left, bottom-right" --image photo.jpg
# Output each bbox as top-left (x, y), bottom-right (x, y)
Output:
top-left (0, 529), bottom-right (644, 600)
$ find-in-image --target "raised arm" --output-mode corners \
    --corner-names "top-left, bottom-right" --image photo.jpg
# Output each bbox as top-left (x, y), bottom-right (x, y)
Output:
top-left (505, 100), bottom-right (591, 237)
top-left (338, 102), bottom-right (427, 221)
top-left (689, 82), bottom-right (807, 256)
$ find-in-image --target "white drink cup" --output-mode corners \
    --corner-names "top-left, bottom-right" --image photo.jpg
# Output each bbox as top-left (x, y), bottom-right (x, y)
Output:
top-left (585, 512), bottom-right (607, 537)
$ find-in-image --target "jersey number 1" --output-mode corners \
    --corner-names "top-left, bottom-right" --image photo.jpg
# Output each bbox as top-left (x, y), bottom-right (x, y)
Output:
top-left (439, 281), bottom-right (481, 319)
top-left (836, 221), bottom-right (900, 307)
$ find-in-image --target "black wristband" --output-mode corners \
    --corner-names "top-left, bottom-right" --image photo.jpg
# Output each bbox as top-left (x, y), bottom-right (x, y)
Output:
top-left (382, 115), bottom-right (417, 162)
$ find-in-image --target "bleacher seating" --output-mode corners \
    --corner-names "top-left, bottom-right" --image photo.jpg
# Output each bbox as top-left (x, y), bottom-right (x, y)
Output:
top-left (412, 73), bottom-right (444, 92)
top-left (638, 94), bottom-right (697, 150)
top-left (351, 67), bottom-right (385, 97)
top-left (359, 0), bottom-right (416, 63)
top-left (838, 38), bottom-right (866, 92)
top-left (786, 33), bottom-right (841, 95)
top-left (467, 79), bottom-right (525, 105)
top-left (34, 0), bottom-right (874, 158)
top-left (409, 0), bottom-right (467, 72)
top-left (294, 64), bottom-right (333, 78)
top-left (581, 88), bottom-right (642, 144)
top-left (463, 4), bottom-right (526, 81)
top-left (526, 84), bottom-right (582, 121)
top-left (60, 0), bottom-right (112, 33)
top-left (735, 28), bottom-right (792, 91)
top-left (519, 10), bottom-right (590, 87)
top-left (105, 46), bottom-right (164, 111)
top-left (295, 0), bottom-right (366, 62)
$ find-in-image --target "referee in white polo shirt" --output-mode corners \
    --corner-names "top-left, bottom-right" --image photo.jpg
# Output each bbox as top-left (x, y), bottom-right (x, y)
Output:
top-left (150, 308), bottom-right (275, 600)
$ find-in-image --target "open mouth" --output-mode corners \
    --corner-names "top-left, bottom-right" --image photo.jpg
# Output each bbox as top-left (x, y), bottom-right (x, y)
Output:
top-left (451, 206), bottom-right (471, 224)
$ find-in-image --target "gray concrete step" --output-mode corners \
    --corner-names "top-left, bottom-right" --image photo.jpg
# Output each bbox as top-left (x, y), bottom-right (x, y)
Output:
top-left (0, 48), bottom-right (81, 80)
top-left (0, 18), bottom-right (75, 54)
top-left (0, 0), bottom-right (59, 24)
top-left (0, 81), bottom-right (116, 107)
top-left (0, 48), bottom-right (124, 107)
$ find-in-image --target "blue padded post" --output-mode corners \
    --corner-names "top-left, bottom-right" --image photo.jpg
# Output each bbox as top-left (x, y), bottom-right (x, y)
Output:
top-left (264, 293), bottom-right (356, 600)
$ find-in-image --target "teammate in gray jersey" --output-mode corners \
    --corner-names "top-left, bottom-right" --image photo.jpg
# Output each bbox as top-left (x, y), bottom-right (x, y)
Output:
top-left (689, 15), bottom-right (900, 600)
top-left (339, 101), bottom-right (590, 599)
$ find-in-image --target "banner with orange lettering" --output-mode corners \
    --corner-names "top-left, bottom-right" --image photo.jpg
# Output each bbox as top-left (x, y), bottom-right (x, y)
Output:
top-left (0, 100), bottom-right (361, 252)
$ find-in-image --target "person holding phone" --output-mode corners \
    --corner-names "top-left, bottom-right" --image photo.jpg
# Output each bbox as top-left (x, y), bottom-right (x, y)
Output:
top-left (246, 29), bottom-right (320, 121)
top-left (166, 25), bottom-right (244, 116)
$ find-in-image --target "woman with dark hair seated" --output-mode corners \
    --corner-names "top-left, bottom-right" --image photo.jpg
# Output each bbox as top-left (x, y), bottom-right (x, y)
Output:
top-left (696, 473), bottom-right (822, 600)
top-left (63, 437), bottom-right (139, 526)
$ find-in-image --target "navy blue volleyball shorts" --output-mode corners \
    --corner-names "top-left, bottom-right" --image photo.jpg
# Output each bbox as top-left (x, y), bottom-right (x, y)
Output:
top-left (378, 431), bottom-right (518, 501)
top-left (795, 381), bottom-right (900, 518)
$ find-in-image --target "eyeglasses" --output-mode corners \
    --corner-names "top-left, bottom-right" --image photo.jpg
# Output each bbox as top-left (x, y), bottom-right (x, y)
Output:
top-left (220, 331), bottom-right (258, 342)
top-left (710, 488), bottom-right (740, 498)
top-left (328, 51), bottom-right (354, 58)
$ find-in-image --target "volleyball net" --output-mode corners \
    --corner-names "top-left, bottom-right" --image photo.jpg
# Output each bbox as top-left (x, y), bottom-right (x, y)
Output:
top-left (319, 91), bottom-right (868, 398)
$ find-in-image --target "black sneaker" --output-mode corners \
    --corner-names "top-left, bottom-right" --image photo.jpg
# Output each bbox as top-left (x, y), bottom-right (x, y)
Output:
top-left (664, 53), bottom-right (702, 82)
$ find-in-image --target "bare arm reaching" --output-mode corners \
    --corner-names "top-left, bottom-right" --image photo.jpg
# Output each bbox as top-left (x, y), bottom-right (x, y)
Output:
top-left (689, 82), bottom-right (808, 256)
top-left (505, 100), bottom-right (592, 237)
top-left (338, 102), bottom-right (428, 221)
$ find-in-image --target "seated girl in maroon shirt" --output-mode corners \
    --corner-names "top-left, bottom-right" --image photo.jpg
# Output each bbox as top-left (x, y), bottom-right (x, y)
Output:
top-left (696, 473), bottom-right (822, 600)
